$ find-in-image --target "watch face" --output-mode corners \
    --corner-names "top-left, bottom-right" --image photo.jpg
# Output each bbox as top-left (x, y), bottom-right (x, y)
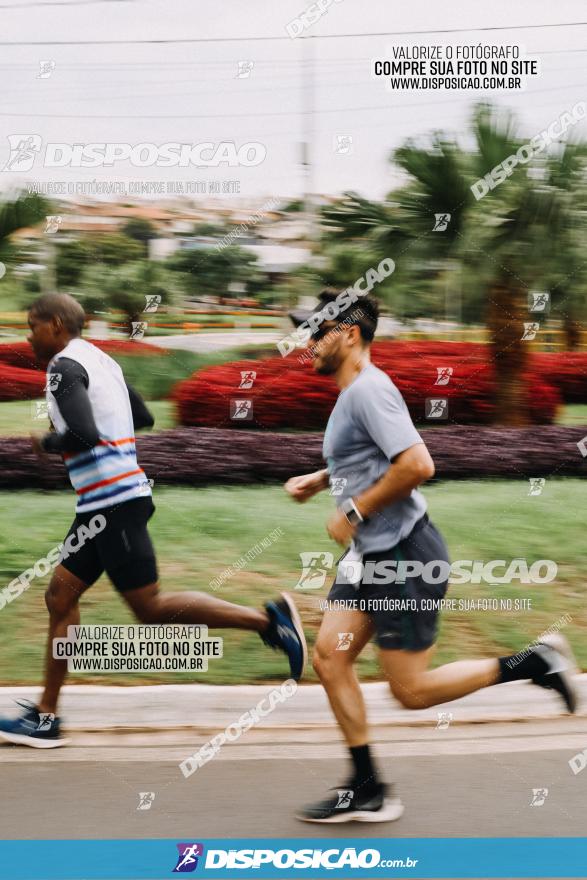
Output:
top-left (342, 499), bottom-right (362, 525)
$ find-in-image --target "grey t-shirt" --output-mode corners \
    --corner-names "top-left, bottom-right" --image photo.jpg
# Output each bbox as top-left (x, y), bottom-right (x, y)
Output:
top-left (323, 363), bottom-right (427, 554)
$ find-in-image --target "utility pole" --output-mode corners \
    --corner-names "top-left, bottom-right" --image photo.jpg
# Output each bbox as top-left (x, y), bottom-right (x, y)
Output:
top-left (301, 34), bottom-right (316, 246)
top-left (41, 237), bottom-right (57, 295)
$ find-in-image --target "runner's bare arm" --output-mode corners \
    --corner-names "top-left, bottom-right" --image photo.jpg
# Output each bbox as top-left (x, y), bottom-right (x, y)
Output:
top-left (353, 443), bottom-right (434, 520)
top-left (284, 468), bottom-right (330, 502)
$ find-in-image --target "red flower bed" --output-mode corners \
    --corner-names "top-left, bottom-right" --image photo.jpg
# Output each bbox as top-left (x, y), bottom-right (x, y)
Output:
top-left (0, 339), bottom-right (167, 400)
top-left (0, 339), bottom-right (165, 370)
top-left (0, 342), bottom-right (44, 371)
top-left (533, 352), bottom-right (587, 404)
top-left (0, 364), bottom-right (45, 400)
top-left (172, 341), bottom-right (563, 428)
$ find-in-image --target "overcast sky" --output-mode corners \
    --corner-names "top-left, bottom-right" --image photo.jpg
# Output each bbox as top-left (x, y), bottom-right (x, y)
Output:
top-left (0, 0), bottom-right (585, 200)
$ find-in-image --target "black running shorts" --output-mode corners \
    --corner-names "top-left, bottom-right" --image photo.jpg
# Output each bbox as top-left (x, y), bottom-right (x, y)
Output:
top-left (327, 515), bottom-right (450, 651)
top-left (59, 497), bottom-right (158, 592)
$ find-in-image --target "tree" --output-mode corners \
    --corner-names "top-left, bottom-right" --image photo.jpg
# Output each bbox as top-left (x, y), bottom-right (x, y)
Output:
top-left (459, 108), bottom-right (587, 422)
top-left (322, 192), bottom-right (400, 245)
top-left (167, 245), bottom-right (260, 302)
top-left (0, 191), bottom-right (48, 263)
top-left (319, 103), bottom-right (587, 425)
top-left (280, 198), bottom-right (304, 213)
top-left (56, 234), bottom-right (145, 289)
top-left (121, 218), bottom-right (157, 254)
top-left (0, 191), bottom-right (49, 309)
top-left (55, 239), bottom-right (93, 288)
top-left (77, 260), bottom-right (176, 333)
top-left (96, 233), bottom-right (144, 266)
top-left (191, 222), bottom-right (227, 237)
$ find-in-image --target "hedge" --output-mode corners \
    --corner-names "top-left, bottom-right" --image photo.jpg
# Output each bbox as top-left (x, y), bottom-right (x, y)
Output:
top-left (533, 352), bottom-right (587, 404)
top-left (0, 364), bottom-right (45, 400)
top-left (0, 425), bottom-right (585, 489)
top-left (172, 342), bottom-right (564, 429)
top-left (0, 340), bottom-right (166, 401)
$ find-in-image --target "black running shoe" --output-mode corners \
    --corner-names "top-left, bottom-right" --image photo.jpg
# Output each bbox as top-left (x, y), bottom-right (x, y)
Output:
top-left (0, 700), bottom-right (69, 748)
top-left (261, 592), bottom-right (307, 681)
top-left (531, 634), bottom-right (578, 713)
top-left (297, 782), bottom-right (404, 824)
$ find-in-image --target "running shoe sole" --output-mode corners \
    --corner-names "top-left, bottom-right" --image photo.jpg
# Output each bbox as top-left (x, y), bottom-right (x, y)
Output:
top-left (279, 591), bottom-right (308, 678)
top-left (535, 633), bottom-right (578, 714)
top-left (0, 730), bottom-right (70, 748)
top-left (297, 798), bottom-right (404, 824)
top-left (539, 633), bottom-right (579, 675)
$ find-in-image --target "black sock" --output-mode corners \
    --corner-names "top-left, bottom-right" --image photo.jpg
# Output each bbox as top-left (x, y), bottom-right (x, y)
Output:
top-left (349, 744), bottom-right (378, 791)
top-left (498, 645), bottom-right (551, 683)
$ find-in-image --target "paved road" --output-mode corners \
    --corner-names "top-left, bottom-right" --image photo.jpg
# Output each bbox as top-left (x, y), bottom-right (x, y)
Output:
top-left (1, 722), bottom-right (586, 840)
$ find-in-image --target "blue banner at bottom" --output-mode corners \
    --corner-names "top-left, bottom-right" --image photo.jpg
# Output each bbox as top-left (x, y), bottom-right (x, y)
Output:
top-left (0, 837), bottom-right (584, 879)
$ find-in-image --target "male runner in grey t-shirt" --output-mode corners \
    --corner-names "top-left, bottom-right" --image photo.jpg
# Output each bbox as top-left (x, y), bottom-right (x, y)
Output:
top-left (322, 360), bottom-right (426, 554)
top-left (285, 289), bottom-right (577, 824)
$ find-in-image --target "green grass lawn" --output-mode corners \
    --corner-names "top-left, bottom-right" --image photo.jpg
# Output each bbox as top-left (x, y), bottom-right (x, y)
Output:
top-left (557, 404), bottom-right (587, 426)
top-left (0, 480), bottom-right (585, 686)
top-left (1, 400), bottom-right (585, 438)
top-left (0, 399), bottom-right (176, 435)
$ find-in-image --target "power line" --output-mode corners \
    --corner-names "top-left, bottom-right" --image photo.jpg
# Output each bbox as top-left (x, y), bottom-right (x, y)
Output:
top-left (0, 49), bottom-right (584, 68)
top-left (0, 68), bottom-right (582, 105)
top-left (0, 93), bottom-right (570, 140)
top-left (0, 57), bottom-right (580, 99)
top-left (0, 80), bottom-right (583, 118)
top-left (303, 21), bottom-right (587, 38)
top-left (0, 0), bottom-right (133, 6)
top-left (0, 78), bottom-right (370, 103)
top-left (0, 20), bottom-right (585, 45)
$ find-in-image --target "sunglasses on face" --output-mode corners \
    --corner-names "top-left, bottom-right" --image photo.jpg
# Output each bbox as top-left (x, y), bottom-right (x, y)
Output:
top-left (311, 320), bottom-right (356, 344)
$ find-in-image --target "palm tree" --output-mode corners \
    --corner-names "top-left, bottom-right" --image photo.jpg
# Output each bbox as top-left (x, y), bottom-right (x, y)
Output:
top-left (319, 104), bottom-right (587, 425)
top-left (463, 113), bottom-right (587, 422)
top-left (539, 142), bottom-right (587, 349)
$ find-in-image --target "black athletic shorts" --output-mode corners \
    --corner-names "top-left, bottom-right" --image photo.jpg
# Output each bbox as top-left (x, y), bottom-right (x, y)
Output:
top-left (59, 497), bottom-right (158, 592)
top-left (327, 514), bottom-right (450, 651)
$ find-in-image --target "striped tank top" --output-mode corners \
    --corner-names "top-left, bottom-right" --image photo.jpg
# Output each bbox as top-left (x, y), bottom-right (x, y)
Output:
top-left (46, 338), bottom-right (151, 513)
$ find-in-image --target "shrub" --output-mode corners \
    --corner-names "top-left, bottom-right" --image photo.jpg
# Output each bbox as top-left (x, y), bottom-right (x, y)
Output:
top-left (0, 340), bottom-right (266, 402)
top-left (1, 425), bottom-right (585, 488)
top-left (0, 364), bottom-right (45, 401)
top-left (0, 339), bottom-right (169, 401)
top-left (533, 352), bottom-right (587, 404)
top-left (0, 339), bottom-right (166, 370)
top-left (172, 342), bottom-right (562, 428)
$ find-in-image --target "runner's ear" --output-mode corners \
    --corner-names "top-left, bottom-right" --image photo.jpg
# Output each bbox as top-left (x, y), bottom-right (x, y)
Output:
top-left (51, 314), bottom-right (64, 334)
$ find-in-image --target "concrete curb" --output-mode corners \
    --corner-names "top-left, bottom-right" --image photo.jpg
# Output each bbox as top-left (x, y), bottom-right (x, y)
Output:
top-left (1, 677), bottom-right (586, 733)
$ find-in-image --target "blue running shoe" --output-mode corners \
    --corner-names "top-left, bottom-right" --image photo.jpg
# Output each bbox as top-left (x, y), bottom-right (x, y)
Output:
top-left (261, 592), bottom-right (307, 681)
top-left (0, 700), bottom-right (68, 748)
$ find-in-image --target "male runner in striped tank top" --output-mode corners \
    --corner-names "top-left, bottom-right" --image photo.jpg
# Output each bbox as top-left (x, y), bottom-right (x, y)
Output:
top-left (0, 294), bottom-right (306, 747)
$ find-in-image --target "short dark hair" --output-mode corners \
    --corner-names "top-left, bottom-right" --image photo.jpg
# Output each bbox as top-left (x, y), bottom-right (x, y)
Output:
top-left (29, 293), bottom-right (85, 335)
top-left (317, 288), bottom-right (379, 342)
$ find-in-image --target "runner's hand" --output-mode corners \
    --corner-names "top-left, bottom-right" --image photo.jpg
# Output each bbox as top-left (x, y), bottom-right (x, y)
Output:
top-left (284, 471), bottom-right (327, 503)
top-left (326, 509), bottom-right (356, 546)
